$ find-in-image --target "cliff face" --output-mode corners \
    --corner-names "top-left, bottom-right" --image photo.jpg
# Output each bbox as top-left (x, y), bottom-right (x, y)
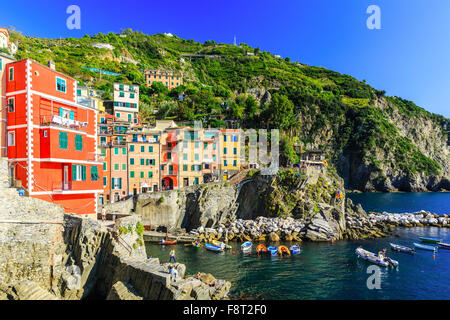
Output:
top-left (294, 96), bottom-right (450, 192)
top-left (107, 182), bottom-right (239, 231)
top-left (119, 168), bottom-right (388, 241)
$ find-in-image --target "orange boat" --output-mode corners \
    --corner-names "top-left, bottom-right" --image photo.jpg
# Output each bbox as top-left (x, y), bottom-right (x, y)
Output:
top-left (278, 246), bottom-right (291, 256)
top-left (256, 244), bottom-right (267, 254)
top-left (158, 239), bottom-right (177, 245)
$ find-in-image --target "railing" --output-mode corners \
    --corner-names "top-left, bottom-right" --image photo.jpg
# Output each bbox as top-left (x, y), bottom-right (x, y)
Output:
top-left (40, 115), bottom-right (87, 132)
top-left (111, 140), bottom-right (127, 146)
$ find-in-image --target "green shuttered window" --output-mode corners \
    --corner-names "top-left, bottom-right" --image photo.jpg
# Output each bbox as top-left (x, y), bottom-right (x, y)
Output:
top-left (59, 132), bottom-right (68, 149)
top-left (75, 134), bottom-right (83, 151)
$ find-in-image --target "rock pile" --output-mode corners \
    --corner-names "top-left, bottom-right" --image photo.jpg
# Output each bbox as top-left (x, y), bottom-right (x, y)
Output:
top-left (369, 210), bottom-right (449, 228)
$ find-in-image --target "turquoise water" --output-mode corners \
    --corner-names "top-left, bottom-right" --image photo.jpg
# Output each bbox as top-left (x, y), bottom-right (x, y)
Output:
top-left (146, 192), bottom-right (450, 299)
top-left (348, 192), bottom-right (450, 215)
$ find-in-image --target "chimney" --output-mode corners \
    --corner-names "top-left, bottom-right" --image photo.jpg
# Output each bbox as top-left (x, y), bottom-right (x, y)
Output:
top-left (48, 61), bottom-right (55, 70)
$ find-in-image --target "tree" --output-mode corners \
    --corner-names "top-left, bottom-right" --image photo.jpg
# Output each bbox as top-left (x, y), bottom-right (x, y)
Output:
top-left (150, 82), bottom-right (169, 95)
top-left (265, 93), bottom-right (296, 130)
top-left (280, 136), bottom-right (298, 166)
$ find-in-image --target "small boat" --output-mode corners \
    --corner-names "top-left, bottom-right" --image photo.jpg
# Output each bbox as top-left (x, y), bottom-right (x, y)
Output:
top-left (438, 242), bottom-right (450, 250)
top-left (211, 240), bottom-right (232, 250)
top-left (419, 237), bottom-right (441, 244)
top-left (267, 246), bottom-right (278, 256)
top-left (413, 242), bottom-right (437, 252)
top-left (256, 244), bottom-right (267, 255)
top-left (356, 247), bottom-right (389, 267)
top-left (290, 245), bottom-right (301, 255)
top-left (390, 243), bottom-right (415, 254)
top-left (241, 241), bottom-right (252, 252)
top-left (158, 239), bottom-right (177, 245)
top-left (278, 245), bottom-right (291, 256)
top-left (205, 243), bottom-right (224, 252)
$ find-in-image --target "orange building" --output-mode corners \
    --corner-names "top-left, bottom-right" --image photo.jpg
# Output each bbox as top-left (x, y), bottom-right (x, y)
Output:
top-left (144, 70), bottom-right (183, 90)
top-left (6, 59), bottom-right (103, 217)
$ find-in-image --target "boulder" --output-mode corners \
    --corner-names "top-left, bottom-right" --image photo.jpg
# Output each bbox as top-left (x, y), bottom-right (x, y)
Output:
top-left (269, 232), bottom-right (280, 242)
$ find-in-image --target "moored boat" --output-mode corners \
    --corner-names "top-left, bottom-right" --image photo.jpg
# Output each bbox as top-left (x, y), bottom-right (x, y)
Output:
top-left (158, 239), bottom-right (177, 245)
top-left (390, 243), bottom-right (415, 254)
top-left (419, 237), bottom-right (441, 244)
top-left (267, 246), bottom-right (278, 256)
top-left (205, 243), bottom-right (224, 252)
top-left (278, 245), bottom-right (291, 256)
top-left (290, 245), bottom-right (301, 255)
top-left (438, 242), bottom-right (450, 250)
top-left (212, 240), bottom-right (231, 250)
top-left (241, 241), bottom-right (252, 252)
top-left (355, 247), bottom-right (389, 267)
top-left (413, 242), bottom-right (437, 252)
top-left (256, 244), bottom-right (267, 254)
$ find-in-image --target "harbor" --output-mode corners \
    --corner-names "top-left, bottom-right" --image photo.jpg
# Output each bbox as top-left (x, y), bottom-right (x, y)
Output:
top-left (146, 226), bottom-right (450, 300)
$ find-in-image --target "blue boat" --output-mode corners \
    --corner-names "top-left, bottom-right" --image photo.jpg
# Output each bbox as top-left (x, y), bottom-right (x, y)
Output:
top-left (438, 242), bottom-right (450, 250)
top-left (241, 241), bottom-right (252, 253)
top-left (290, 245), bottom-right (301, 255)
top-left (413, 242), bottom-right (437, 252)
top-left (267, 246), bottom-right (278, 256)
top-left (205, 243), bottom-right (223, 252)
top-left (419, 237), bottom-right (441, 244)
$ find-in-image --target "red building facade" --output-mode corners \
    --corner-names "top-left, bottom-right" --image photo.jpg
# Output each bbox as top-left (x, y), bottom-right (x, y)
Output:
top-left (6, 59), bottom-right (103, 217)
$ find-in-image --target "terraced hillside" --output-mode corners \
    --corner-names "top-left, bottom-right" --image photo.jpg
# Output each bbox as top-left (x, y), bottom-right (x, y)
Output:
top-left (9, 29), bottom-right (450, 191)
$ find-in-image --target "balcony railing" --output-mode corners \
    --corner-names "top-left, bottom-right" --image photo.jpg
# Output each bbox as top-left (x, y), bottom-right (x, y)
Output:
top-left (41, 115), bottom-right (87, 131)
top-left (111, 140), bottom-right (127, 146)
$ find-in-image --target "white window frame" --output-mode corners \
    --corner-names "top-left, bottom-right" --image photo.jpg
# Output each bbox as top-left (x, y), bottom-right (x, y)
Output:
top-left (8, 67), bottom-right (13, 81)
top-left (56, 76), bottom-right (67, 93)
top-left (7, 131), bottom-right (15, 146)
top-left (7, 97), bottom-right (14, 112)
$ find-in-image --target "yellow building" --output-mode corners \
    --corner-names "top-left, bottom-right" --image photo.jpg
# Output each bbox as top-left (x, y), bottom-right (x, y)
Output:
top-left (220, 129), bottom-right (241, 180)
top-left (127, 129), bottom-right (161, 194)
top-left (144, 70), bottom-right (183, 90)
top-left (179, 128), bottom-right (203, 187)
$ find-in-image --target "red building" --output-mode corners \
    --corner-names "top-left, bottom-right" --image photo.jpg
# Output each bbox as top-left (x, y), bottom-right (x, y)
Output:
top-left (5, 59), bottom-right (103, 217)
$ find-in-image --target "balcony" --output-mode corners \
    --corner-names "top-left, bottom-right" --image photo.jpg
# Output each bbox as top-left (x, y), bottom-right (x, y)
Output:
top-left (111, 140), bottom-right (127, 146)
top-left (41, 115), bottom-right (87, 132)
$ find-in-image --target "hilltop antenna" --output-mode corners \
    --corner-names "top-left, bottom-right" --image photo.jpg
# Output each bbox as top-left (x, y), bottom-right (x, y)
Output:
top-left (234, 35), bottom-right (236, 46)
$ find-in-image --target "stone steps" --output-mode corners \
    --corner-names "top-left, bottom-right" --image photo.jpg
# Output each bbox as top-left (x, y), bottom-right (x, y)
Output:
top-left (13, 281), bottom-right (59, 300)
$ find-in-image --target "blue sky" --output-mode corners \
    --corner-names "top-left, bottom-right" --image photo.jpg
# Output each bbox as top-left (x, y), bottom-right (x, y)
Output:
top-left (1, 0), bottom-right (449, 117)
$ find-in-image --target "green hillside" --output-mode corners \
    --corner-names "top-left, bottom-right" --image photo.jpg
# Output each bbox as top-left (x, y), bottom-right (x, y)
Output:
top-left (9, 29), bottom-right (450, 191)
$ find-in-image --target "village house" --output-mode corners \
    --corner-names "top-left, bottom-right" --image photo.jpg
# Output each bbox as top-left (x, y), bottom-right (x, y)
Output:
top-left (144, 69), bottom-right (183, 90)
top-left (5, 59), bottom-right (103, 217)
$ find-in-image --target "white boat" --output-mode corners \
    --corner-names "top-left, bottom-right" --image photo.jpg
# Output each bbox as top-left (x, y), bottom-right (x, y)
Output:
top-left (356, 247), bottom-right (398, 267)
top-left (241, 241), bottom-right (252, 252)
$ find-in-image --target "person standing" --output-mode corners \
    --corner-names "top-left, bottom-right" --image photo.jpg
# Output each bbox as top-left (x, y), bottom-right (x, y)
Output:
top-left (169, 249), bottom-right (176, 263)
top-left (101, 206), bottom-right (106, 222)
